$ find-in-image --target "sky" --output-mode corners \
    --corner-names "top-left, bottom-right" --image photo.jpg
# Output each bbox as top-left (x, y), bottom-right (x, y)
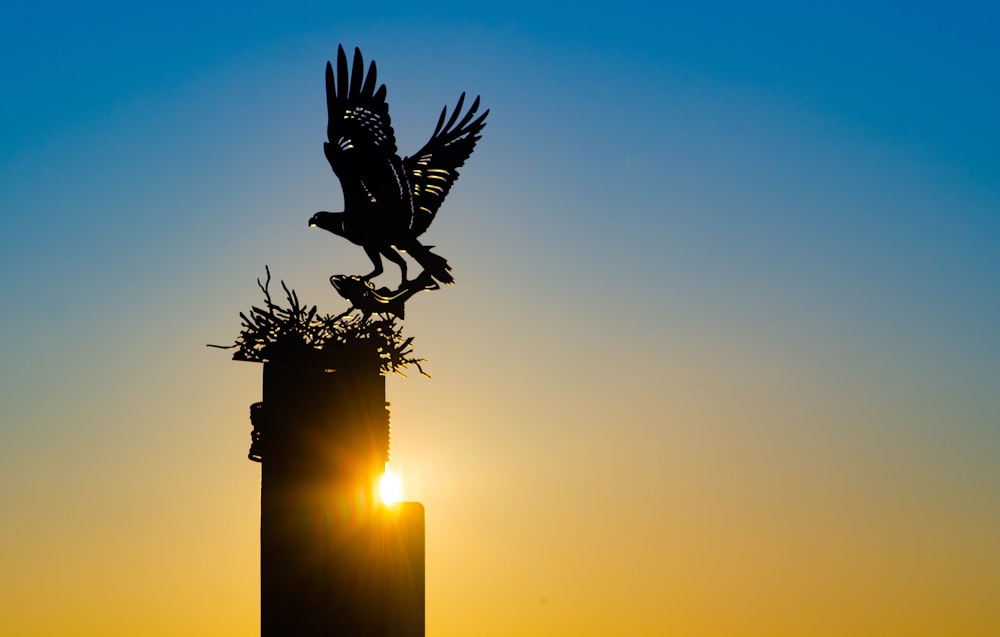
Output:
top-left (1, 1), bottom-right (998, 635)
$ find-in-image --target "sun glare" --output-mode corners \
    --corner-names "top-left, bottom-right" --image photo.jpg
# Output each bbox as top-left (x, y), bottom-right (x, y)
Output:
top-left (379, 468), bottom-right (403, 506)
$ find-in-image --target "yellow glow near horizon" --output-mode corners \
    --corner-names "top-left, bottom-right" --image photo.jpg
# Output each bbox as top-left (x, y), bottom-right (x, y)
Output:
top-left (379, 468), bottom-right (403, 506)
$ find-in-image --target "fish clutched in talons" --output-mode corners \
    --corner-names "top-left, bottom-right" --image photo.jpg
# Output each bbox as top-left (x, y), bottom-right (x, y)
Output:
top-left (331, 269), bottom-right (439, 319)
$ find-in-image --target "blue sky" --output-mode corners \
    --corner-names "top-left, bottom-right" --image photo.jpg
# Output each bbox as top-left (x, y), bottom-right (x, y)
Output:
top-left (1, 2), bottom-right (998, 635)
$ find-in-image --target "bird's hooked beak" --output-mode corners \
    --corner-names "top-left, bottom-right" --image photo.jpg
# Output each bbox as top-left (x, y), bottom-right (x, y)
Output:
top-left (308, 213), bottom-right (320, 227)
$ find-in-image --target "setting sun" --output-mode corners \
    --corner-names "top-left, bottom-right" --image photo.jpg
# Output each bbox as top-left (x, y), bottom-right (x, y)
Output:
top-left (379, 468), bottom-right (403, 506)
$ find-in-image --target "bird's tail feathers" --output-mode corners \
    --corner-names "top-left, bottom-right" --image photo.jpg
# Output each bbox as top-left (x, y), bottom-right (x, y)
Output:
top-left (404, 242), bottom-right (454, 285)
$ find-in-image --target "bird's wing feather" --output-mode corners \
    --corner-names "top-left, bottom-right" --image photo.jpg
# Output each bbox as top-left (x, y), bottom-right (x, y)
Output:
top-left (324, 46), bottom-right (399, 209)
top-left (403, 93), bottom-right (488, 235)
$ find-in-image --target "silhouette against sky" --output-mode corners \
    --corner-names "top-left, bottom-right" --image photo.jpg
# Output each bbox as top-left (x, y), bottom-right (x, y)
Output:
top-left (1, 2), bottom-right (998, 636)
top-left (310, 45), bottom-right (487, 289)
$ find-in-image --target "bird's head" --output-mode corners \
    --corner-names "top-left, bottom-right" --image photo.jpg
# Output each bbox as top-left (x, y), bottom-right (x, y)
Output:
top-left (309, 211), bottom-right (345, 236)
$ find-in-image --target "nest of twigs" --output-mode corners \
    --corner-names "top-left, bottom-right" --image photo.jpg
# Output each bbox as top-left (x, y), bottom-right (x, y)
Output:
top-left (210, 267), bottom-right (426, 376)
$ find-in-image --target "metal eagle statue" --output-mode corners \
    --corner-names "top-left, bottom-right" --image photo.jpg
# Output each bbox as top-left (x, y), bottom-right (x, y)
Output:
top-left (309, 45), bottom-right (488, 298)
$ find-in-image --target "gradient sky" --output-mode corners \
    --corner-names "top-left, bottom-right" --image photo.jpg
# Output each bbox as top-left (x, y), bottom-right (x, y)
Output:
top-left (2, 2), bottom-right (998, 635)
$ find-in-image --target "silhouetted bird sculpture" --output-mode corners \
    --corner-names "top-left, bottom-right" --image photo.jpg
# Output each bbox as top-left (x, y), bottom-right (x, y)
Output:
top-left (309, 45), bottom-right (488, 288)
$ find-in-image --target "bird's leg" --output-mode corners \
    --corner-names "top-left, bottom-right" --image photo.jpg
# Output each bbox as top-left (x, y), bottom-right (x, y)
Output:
top-left (362, 245), bottom-right (384, 281)
top-left (381, 247), bottom-right (409, 288)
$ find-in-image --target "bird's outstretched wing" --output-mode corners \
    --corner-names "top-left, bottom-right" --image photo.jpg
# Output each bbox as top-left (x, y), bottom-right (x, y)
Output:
top-left (404, 93), bottom-right (488, 236)
top-left (324, 46), bottom-right (400, 209)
